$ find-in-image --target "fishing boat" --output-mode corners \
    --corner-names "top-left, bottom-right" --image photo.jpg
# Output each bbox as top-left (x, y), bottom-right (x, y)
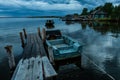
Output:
top-left (45, 20), bottom-right (54, 29)
top-left (44, 29), bottom-right (83, 70)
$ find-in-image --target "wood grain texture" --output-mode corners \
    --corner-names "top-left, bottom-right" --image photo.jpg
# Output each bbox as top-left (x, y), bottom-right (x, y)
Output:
top-left (12, 33), bottom-right (57, 80)
top-left (42, 56), bottom-right (57, 78)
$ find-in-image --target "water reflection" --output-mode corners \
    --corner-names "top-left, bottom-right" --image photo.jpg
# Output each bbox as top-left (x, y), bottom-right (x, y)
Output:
top-left (0, 18), bottom-right (120, 80)
top-left (65, 20), bottom-right (120, 37)
top-left (65, 20), bottom-right (120, 80)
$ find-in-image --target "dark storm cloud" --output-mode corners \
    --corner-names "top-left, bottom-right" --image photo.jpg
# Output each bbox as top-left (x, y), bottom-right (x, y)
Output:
top-left (0, 0), bottom-right (119, 16)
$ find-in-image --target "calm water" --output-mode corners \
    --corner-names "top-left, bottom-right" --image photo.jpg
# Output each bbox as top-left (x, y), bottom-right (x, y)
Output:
top-left (0, 18), bottom-right (120, 80)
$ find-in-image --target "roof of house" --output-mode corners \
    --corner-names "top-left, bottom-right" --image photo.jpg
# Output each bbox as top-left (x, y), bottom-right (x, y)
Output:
top-left (91, 9), bottom-right (107, 15)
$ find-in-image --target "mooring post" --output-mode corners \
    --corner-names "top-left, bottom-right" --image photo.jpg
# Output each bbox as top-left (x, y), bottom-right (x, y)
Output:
top-left (42, 28), bottom-right (46, 43)
top-left (23, 28), bottom-right (27, 39)
top-left (4, 45), bottom-right (16, 75)
top-left (19, 32), bottom-right (25, 48)
top-left (37, 27), bottom-right (41, 38)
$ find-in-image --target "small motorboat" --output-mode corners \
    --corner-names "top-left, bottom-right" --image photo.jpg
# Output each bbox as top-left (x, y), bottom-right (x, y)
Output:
top-left (44, 29), bottom-right (83, 70)
top-left (45, 20), bottom-right (55, 29)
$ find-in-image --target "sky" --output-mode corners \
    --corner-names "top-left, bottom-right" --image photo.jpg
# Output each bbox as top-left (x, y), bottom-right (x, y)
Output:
top-left (0, 0), bottom-right (119, 17)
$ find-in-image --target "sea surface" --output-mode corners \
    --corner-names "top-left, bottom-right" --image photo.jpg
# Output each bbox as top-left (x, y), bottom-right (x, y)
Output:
top-left (0, 18), bottom-right (120, 80)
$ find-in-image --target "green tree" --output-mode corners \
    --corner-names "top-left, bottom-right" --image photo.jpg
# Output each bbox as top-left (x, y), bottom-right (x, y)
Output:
top-left (111, 5), bottom-right (120, 19)
top-left (81, 8), bottom-right (88, 15)
top-left (102, 3), bottom-right (114, 17)
top-left (117, 5), bottom-right (120, 19)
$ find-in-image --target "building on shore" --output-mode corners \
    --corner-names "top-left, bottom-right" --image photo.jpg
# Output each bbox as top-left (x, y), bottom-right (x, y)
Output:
top-left (89, 9), bottom-right (108, 19)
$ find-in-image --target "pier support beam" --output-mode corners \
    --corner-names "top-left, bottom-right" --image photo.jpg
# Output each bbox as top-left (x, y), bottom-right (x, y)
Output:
top-left (23, 28), bottom-right (27, 39)
top-left (4, 45), bottom-right (16, 75)
top-left (42, 28), bottom-right (46, 43)
top-left (37, 27), bottom-right (41, 38)
top-left (19, 32), bottom-right (25, 48)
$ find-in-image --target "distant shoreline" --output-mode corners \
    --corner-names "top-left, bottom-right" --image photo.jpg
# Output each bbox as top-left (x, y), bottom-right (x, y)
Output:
top-left (0, 16), bottom-right (62, 18)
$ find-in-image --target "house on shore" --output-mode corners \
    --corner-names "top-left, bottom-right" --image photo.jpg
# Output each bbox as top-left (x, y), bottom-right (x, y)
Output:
top-left (62, 14), bottom-right (88, 21)
top-left (89, 9), bottom-right (108, 19)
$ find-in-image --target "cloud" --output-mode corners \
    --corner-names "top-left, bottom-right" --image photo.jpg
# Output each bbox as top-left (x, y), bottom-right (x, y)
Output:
top-left (0, 0), bottom-right (119, 16)
top-left (0, 0), bottom-right (119, 11)
top-left (0, 0), bottom-right (82, 10)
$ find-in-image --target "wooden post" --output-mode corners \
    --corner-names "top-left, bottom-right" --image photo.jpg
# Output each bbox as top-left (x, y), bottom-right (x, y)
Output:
top-left (19, 32), bottom-right (25, 48)
top-left (42, 28), bottom-right (46, 43)
top-left (37, 27), bottom-right (41, 38)
top-left (23, 28), bottom-right (27, 39)
top-left (4, 45), bottom-right (16, 74)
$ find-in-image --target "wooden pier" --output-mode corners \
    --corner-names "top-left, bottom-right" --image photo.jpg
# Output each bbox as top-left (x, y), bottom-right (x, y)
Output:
top-left (11, 28), bottom-right (57, 80)
top-left (9, 28), bottom-right (115, 80)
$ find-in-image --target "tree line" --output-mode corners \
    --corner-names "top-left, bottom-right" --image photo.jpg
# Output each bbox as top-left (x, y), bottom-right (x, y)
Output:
top-left (81, 2), bottom-right (120, 19)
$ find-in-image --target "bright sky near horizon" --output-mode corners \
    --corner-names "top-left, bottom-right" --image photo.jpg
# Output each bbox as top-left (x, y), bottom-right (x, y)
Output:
top-left (0, 0), bottom-right (119, 16)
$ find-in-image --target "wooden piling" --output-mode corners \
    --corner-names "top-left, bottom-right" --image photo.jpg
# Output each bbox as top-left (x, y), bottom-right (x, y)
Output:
top-left (4, 45), bottom-right (16, 74)
top-left (37, 27), bottom-right (41, 38)
top-left (19, 32), bottom-right (25, 48)
top-left (42, 28), bottom-right (46, 43)
top-left (23, 28), bottom-right (27, 39)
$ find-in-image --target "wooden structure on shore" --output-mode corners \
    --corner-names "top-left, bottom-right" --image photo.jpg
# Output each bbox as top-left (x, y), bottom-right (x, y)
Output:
top-left (11, 28), bottom-right (57, 80)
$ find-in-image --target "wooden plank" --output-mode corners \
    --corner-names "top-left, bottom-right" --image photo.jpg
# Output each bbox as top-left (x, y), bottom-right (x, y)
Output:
top-left (24, 57), bottom-right (35, 80)
top-left (30, 34), bottom-right (34, 44)
top-left (29, 44), bottom-right (35, 58)
top-left (37, 27), bottom-right (42, 38)
top-left (11, 59), bottom-right (23, 80)
top-left (33, 34), bottom-right (39, 57)
top-left (36, 34), bottom-right (55, 63)
top-left (22, 43), bottom-right (33, 59)
top-left (25, 34), bottom-right (31, 46)
top-left (34, 35), bottom-right (39, 53)
top-left (48, 47), bottom-right (54, 64)
top-left (13, 33), bottom-right (57, 79)
top-left (32, 56), bottom-right (43, 80)
top-left (14, 59), bottom-right (29, 80)
top-left (25, 34), bottom-right (37, 58)
top-left (36, 42), bottom-right (41, 56)
top-left (36, 34), bottom-right (47, 56)
top-left (42, 56), bottom-right (57, 78)
top-left (22, 34), bottom-right (32, 59)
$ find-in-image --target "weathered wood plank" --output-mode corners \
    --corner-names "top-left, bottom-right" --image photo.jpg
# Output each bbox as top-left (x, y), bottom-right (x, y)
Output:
top-left (24, 57), bottom-right (35, 80)
top-left (32, 34), bottom-right (38, 57)
top-left (12, 33), bottom-right (57, 80)
top-left (48, 47), bottom-right (55, 64)
top-left (22, 34), bottom-right (32, 59)
top-left (25, 34), bottom-right (31, 46)
top-left (38, 27), bottom-right (42, 38)
top-left (34, 34), bottom-right (42, 56)
top-left (36, 42), bottom-right (41, 56)
top-left (22, 43), bottom-right (33, 59)
top-left (32, 56), bottom-right (43, 80)
top-left (30, 34), bottom-right (35, 44)
top-left (14, 59), bottom-right (28, 80)
top-left (11, 59), bottom-right (23, 80)
top-left (36, 34), bottom-right (47, 56)
top-left (42, 56), bottom-right (57, 78)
